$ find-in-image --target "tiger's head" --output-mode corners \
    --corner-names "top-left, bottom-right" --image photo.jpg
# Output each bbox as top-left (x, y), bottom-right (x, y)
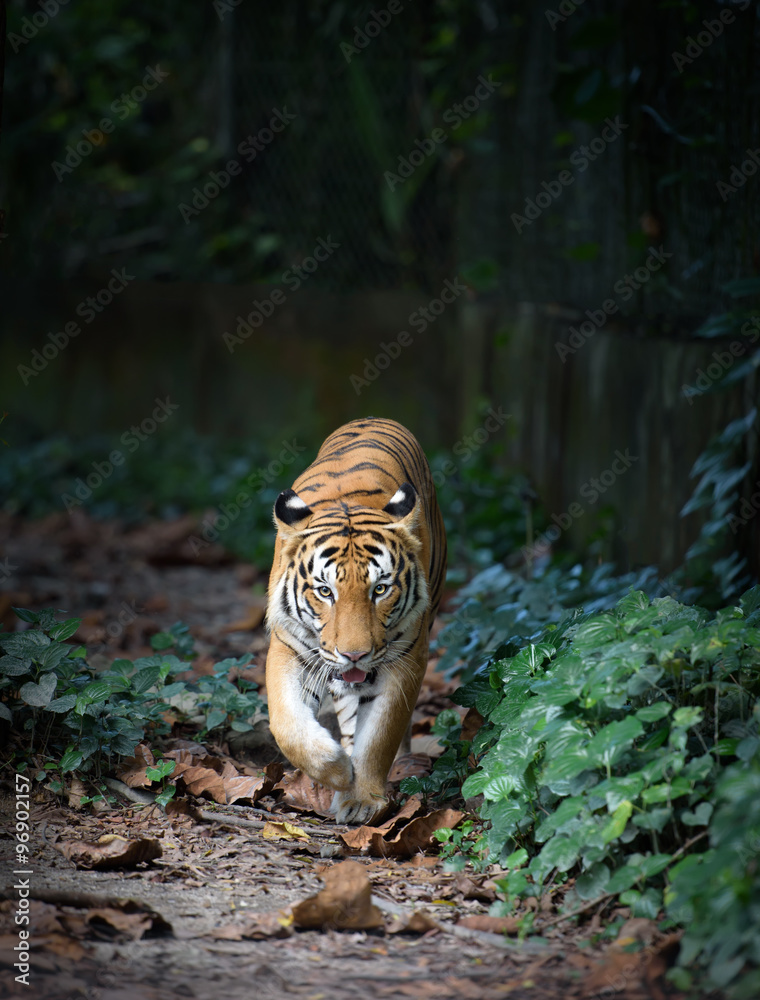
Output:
top-left (267, 482), bottom-right (429, 685)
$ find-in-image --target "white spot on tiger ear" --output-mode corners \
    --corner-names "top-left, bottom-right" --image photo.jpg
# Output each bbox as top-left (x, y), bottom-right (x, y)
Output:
top-left (383, 481), bottom-right (416, 519)
top-left (274, 488), bottom-right (313, 527)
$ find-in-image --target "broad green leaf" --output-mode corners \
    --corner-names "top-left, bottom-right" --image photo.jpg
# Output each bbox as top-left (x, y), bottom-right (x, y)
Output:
top-left (682, 753), bottom-right (714, 781)
top-left (155, 785), bottom-right (176, 808)
top-left (616, 591), bottom-right (650, 615)
top-left (535, 795), bottom-right (587, 842)
top-left (575, 862), bottom-right (610, 900)
top-left (736, 735), bottom-right (759, 762)
top-left (48, 619), bottom-right (82, 642)
top-left (513, 643), bottom-right (555, 671)
top-left (586, 717), bottom-right (643, 766)
top-left (111, 734), bottom-right (140, 756)
top-left (0, 654), bottom-right (31, 676)
top-left (39, 643), bottom-right (69, 671)
top-left (596, 774), bottom-right (644, 811)
top-left (573, 617), bottom-right (618, 647)
top-left (636, 853), bottom-right (672, 879)
top-left (60, 747), bottom-right (83, 773)
top-left (632, 806), bottom-right (672, 831)
top-left (532, 833), bottom-right (581, 877)
top-left (0, 630), bottom-right (50, 657)
top-left (229, 719), bottom-right (253, 732)
top-left (81, 680), bottom-right (113, 703)
top-left (542, 748), bottom-right (592, 786)
top-left (641, 778), bottom-right (692, 804)
top-left (672, 706), bottom-right (703, 728)
top-left (601, 800), bottom-right (633, 844)
top-left (462, 767), bottom-right (501, 799)
top-left (505, 848), bottom-right (528, 870)
top-left (11, 607), bottom-right (39, 624)
top-left (19, 673), bottom-right (57, 707)
top-left (482, 774), bottom-right (519, 801)
top-left (0, 702), bottom-right (12, 721)
top-left (146, 759), bottom-right (176, 781)
top-left (635, 702), bottom-right (672, 723)
top-left (607, 864), bottom-right (640, 894)
top-left (111, 659), bottom-right (135, 677)
top-left (133, 665), bottom-right (162, 693)
top-left (205, 708), bottom-right (226, 730)
top-left (621, 886), bottom-right (661, 918)
top-left (680, 801), bottom-right (713, 827)
top-left (45, 693), bottom-right (77, 714)
top-left (150, 632), bottom-right (175, 651)
top-left (638, 728), bottom-right (669, 752)
top-left (626, 665), bottom-right (664, 697)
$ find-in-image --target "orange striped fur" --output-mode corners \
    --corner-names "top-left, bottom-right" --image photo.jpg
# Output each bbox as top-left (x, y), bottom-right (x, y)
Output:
top-left (265, 418), bottom-right (447, 823)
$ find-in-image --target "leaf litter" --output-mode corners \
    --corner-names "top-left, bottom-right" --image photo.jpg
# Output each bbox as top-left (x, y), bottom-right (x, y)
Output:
top-left (0, 512), bottom-right (690, 998)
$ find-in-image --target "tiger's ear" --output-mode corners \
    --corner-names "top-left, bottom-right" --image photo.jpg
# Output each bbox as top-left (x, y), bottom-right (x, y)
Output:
top-left (273, 489), bottom-right (313, 537)
top-left (383, 482), bottom-right (418, 527)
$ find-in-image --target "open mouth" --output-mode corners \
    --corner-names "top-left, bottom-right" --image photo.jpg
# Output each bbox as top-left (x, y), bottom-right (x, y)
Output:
top-left (340, 667), bottom-right (367, 684)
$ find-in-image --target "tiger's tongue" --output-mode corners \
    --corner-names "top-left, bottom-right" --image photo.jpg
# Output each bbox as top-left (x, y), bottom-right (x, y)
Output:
top-left (342, 667), bottom-right (367, 684)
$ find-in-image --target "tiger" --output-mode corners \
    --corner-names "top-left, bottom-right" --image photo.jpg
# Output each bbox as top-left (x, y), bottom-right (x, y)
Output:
top-left (264, 417), bottom-right (447, 824)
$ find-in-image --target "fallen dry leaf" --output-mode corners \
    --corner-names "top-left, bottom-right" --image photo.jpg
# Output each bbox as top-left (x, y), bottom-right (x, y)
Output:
top-left (367, 807), bottom-right (464, 858)
top-left (386, 910), bottom-right (440, 934)
top-left (453, 874), bottom-right (497, 903)
top-left (55, 834), bottom-right (162, 870)
top-left (261, 821), bottom-right (310, 842)
top-left (164, 798), bottom-right (203, 822)
top-left (67, 777), bottom-right (88, 810)
top-left (164, 749), bottom-right (271, 805)
top-left (87, 908), bottom-right (155, 940)
top-left (274, 769), bottom-right (337, 817)
top-left (408, 734), bottom-right (445, 758)
top-left (457, 914), bottom-right (521, 935)
top-left (292, 860), bottom-right (384, 931)
top-left (340, 795), bottom-right (425, 851)
top-left (388, 753), bottom-right (432, 783)
top-left (585, 923), bottom-right (680, 1000)
top-left (33, 933), bottom-right (89, 960)
top-left (213, 911), bottom-right (294, 940)
top-left (460, 706), bottom-right (484, 742)
top-left (116, 744), bottom-right (156, 788)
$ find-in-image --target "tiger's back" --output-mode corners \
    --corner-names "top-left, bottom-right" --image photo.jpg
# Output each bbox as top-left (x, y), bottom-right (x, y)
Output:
top-left (265, 417), bottom-right (447, 824)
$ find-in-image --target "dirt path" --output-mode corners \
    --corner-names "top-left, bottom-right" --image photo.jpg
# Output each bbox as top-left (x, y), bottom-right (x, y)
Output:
top-left (0, 514), bottom-right (681, 999)
top-left (1, 798), bottom-right (596, 1000)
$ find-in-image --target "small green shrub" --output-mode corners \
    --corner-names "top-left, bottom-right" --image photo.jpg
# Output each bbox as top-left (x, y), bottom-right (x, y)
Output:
top-left (0, 608), bottom-right (265, 788)
top-left (414, 586), bottom-right (760, 995)
top-left (433, 560), bottom-right (666, 681)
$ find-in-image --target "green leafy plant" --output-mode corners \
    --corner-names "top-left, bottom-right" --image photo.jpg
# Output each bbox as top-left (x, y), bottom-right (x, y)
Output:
top-left (432, 819), bottom-right (487, 872)
top-left (145, 758), bottom-right (177, 809)
top-left (1, 607), bottom-right (265, 790)
top-left (678, 408), bottom-right (757, 605)
top-left (433, 560), bottom-right (666, 681)
top-left (421, 586), bottom-right (760, 995)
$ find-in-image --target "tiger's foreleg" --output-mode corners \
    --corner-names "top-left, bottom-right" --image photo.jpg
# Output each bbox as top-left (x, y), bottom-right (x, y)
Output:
top-left (265, 634), bottom-right (354, 791)
top-left (331, 636), bottom-right (428, 825)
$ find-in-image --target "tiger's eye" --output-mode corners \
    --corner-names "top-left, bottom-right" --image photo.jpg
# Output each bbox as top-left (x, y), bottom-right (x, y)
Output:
top-left (317, 585), bottom-right (332, 598)
top-left (373, 584), bottom-right (388, 596)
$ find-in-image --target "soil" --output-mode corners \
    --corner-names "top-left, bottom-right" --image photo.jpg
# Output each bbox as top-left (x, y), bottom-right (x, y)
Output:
top-left (0, 513), bottom-right (686, 999)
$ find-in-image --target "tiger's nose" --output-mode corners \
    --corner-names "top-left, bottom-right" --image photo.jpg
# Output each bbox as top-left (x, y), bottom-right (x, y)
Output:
top-left (339, 650), bottom-right (371, 663)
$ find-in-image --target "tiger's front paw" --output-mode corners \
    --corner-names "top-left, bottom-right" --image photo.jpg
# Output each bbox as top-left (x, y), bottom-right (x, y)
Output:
top-left (309, 744), bottom-right (354, 792)
top-left (331, 788), bottom-right (389, 826)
